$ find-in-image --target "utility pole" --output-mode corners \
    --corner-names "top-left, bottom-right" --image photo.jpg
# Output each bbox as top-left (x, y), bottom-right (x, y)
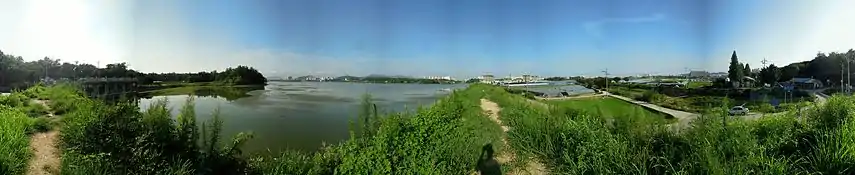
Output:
top-left (848, 57), bottom-right (852, 94)
top-left (602, 69), bottom-right (610, 91)
top-left (761, 57), bottom-right (769, 68)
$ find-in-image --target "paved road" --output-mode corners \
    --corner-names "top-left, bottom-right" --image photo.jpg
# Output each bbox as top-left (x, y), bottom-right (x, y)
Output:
top-left (740, 89), bottom-right (829, 121)
top-left (603, 91), bottom-right (699, 129)
top-left (604, 89), bottom-right (829, 130)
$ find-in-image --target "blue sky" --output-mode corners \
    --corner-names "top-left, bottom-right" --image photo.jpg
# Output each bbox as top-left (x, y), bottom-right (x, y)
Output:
top-left (1, 0), bottom-right (854, 78)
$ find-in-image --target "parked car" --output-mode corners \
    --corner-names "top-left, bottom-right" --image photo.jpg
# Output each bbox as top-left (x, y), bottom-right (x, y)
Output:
top-left (729, 106), bottom-right (749, 115)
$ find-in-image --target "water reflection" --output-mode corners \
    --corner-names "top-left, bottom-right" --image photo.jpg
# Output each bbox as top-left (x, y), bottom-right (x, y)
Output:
top-left (139, 86), bottom-right (265, 101)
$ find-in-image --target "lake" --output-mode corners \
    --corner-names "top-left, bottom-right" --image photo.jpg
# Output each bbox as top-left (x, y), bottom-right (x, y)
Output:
top-left (138, 82), bottom-right (467, 154)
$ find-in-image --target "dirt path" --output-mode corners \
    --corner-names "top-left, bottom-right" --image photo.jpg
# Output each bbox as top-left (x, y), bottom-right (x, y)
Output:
top-left (27, 131), bottom-right (60, 175)
top-left (480, 99), bottom-right (547, 175)
top-left (27, 100), bottom-right (60, 175)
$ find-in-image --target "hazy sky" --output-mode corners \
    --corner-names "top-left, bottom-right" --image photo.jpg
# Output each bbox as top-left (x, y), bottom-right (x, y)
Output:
top-left (1, 0), bottom-right (854, 78)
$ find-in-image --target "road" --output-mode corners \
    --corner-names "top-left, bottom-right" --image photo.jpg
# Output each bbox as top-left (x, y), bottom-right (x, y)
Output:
top-left (603, 91), bottom-right (699, 129)
top-left (740, 89), bottom-right (829, 121)
top-left (604, 89), bottom-right (829, 130)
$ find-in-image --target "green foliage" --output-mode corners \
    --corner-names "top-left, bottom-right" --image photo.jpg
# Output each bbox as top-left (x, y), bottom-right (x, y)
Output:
top-left (546, 97), bottom-right (670, 120)
top-left (216, 65), bottom-right (268, 85)
top-left (0, 107), bottom-right (33, 175)
top-left (759, 64), bottom-right (781, 85)
top-left (477, 84), bottom-right (855, 174)
top-left (729, 50), bottom-right (744, 84)
top-left (53, 84), bottom-right (255, 174)
top-left (30, 117), bottom-right (53, 133)
top-left (465, 78), bottom-right (482, 83)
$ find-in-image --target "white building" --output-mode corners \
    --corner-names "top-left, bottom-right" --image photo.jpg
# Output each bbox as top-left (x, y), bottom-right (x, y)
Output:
top-left (424, 76), bottom-right (454, 81)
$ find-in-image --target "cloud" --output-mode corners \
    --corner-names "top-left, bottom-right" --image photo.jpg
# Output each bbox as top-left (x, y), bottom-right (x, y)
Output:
top-left (583, 13), bottom-right (667, 37)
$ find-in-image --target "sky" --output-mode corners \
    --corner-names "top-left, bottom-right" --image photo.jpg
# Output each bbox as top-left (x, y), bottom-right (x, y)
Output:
top-left (0, 0), bottom-right (854, 79)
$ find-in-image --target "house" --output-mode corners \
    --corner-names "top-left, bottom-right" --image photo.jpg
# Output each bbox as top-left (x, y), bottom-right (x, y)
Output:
top-left (784, 78), bottom-right (823, 89)
top-left (730, 76), bottom-right (757, 88)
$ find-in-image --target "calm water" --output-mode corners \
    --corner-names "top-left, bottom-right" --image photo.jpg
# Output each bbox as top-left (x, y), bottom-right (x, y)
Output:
top-left (138, 82), bottom-right (467, 153)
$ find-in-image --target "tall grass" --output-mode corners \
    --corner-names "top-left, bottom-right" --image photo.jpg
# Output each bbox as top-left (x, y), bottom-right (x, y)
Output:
top-left (251, 85), bottom-right (505, 174)
top-left (18, 83), bottom-right (855, 174)
top-left (18, 84), bottom-right (254, 174)
top-left (480, 84), bottom-right (855, 174)
top-left (0, 107), bottom-right (34, 175)
top-left (19, 83), bottom-right (506, 174)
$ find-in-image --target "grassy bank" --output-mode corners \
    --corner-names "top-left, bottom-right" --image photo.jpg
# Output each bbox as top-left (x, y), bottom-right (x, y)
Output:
top-left (5, 83), bottom-right (507, 174)
top-left (544, 96), bottom-right (674, 121)
top-left (480, 84), bottom-right (855, 174)
top-left (608, 85), bottom-right (812, 114)
top-left (7, 83), bottom-right (854, 174)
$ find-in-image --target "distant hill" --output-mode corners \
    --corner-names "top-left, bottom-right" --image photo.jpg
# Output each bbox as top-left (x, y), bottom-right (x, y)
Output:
top-left (333, 76), bottom-right (362, 81)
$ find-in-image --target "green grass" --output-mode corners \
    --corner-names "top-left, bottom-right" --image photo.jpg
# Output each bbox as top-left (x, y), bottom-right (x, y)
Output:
top-left (545, 96), bottom-right (672, 120)
top-left (0, 106), bottom-right (34, 175)
top-left (11, 83), bottom-right (855, 174)
top-left (687, 81), bottom-right (713, 89)
top-left (479, 84), bottom-right (855, 174)
top-left (12, 83), bottom-right (505, 174)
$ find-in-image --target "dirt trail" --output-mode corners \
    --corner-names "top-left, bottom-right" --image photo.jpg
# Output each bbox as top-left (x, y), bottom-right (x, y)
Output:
top-left (27, 100), bottom-right (61, 175)
top-left (479, 99), bottom-right (547, 175)
top-left (27, 131), bottom-right (60, 175)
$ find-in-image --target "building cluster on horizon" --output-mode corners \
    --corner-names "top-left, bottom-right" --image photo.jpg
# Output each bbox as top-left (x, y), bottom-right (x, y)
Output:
top-left (476, 74), bottom-right (545, 84)
top-left (423, 76), bottom-right (455, 81)
top-left (291, 75), bottom-right (334, 81)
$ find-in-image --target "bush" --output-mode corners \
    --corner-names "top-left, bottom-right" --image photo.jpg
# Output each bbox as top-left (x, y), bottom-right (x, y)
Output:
top-left (59, 92), bottom-right (256, 174)
top-left (30, 117), bottom-right (53, 133)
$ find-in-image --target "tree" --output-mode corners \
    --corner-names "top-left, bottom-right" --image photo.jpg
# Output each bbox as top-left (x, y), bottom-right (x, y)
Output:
top-left (728, 51), bottom-right (744, 84)
top-left (759, 64), bottom-right (780, 85)
top-left (743, 63), bottom-right (752, 78)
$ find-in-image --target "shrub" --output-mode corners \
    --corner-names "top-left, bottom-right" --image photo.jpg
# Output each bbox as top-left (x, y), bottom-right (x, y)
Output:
top-left (30, 117), bottom-right (53, 133)
top-left (59, 93), bottom-right (256, 174)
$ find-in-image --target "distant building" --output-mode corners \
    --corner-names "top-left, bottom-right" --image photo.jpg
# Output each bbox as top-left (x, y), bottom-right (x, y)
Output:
top-left (424, 76), bottom-right (454, 81)
top-left (480, 74), bottom-right (495, 83)
top-left (710, 72), bottom-right (728, 78)
top-left (688, 71), bottom-right (710, 78)
top-left (783, 77), bottom-right (823, 89)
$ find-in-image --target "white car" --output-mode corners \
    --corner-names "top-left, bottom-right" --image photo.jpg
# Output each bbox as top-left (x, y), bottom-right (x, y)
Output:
top-left (729, 106), bottom-right (749, 115)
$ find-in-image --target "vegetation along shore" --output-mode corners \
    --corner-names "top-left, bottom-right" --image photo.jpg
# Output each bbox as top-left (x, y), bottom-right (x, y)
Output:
top-left (1, 81), bottom-right (854, 174)
top-left (3, 50), bottom-right (855, 174)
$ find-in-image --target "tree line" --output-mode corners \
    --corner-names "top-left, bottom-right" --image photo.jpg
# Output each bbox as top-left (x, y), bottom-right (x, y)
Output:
top-left (731, 49), bottom-right (855, 87)
top-left (0, 50), bottom-right (267, 88)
